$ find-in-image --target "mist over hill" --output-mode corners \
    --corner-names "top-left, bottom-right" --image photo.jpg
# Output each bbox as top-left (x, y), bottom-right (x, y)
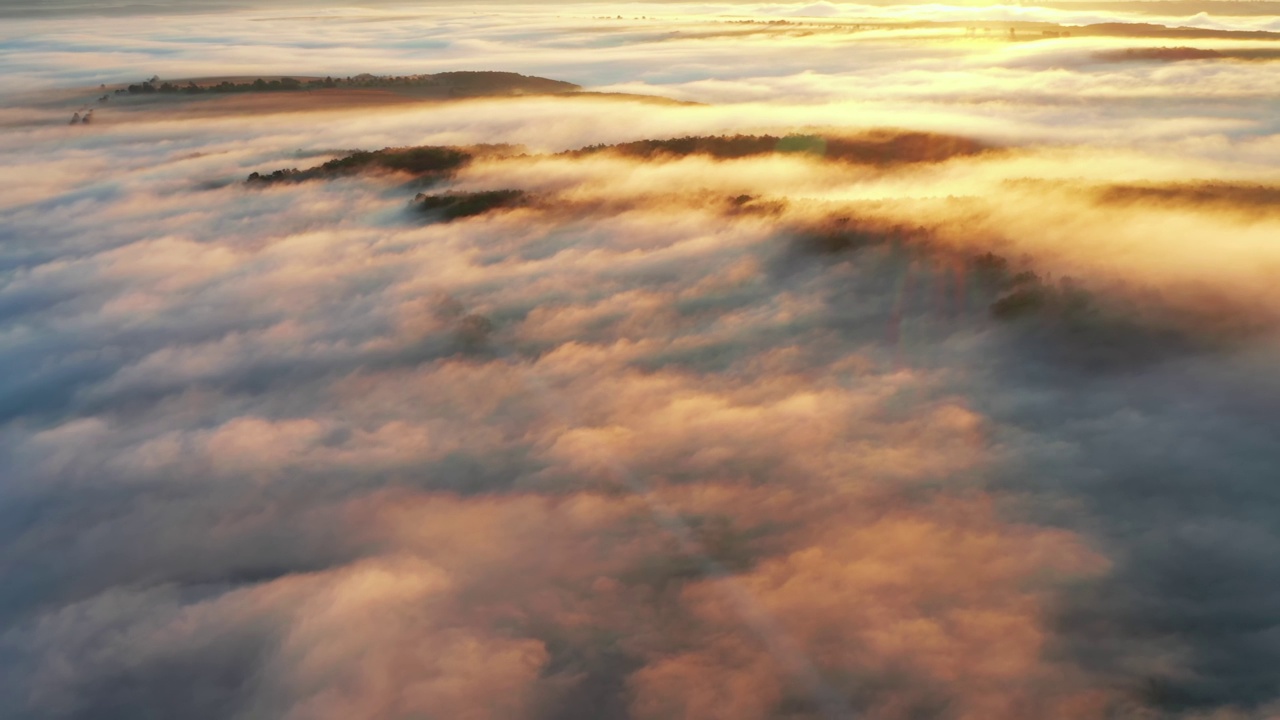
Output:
top-left (4, 4), bottom-right (1280, 720)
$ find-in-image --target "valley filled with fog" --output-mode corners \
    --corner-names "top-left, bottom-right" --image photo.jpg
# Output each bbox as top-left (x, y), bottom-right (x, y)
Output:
top-left (3, 4), bottom-right (1280, 719)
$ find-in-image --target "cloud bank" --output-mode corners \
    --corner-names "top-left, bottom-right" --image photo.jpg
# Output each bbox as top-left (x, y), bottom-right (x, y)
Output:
top-left (3, 5), bottom-right (1280, 720)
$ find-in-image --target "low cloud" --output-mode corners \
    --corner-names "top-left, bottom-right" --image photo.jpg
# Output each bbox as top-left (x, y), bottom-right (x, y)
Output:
top-left (4, 5), bottom-right (1280, 720)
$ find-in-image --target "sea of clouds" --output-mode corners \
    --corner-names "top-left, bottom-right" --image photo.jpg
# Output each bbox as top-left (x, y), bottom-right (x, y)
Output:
top-left (3, 4), bottom-right (1280, 719)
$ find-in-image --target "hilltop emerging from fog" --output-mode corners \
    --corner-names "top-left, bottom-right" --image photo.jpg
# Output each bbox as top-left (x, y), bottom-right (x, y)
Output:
top-left (58, 69), bottom-right (696, 125)
top-left (117, 70), bottom-right (582, 97)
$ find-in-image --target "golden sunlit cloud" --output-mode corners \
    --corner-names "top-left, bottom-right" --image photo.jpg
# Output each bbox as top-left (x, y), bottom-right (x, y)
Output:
top-left (3, 3), bottom-right (1280, 720)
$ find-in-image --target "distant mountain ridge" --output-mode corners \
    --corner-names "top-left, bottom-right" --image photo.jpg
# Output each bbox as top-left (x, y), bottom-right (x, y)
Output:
top-left (118, 70), bottom-right (582, 97)
top-left (425, 71), bottom-right (581, 95)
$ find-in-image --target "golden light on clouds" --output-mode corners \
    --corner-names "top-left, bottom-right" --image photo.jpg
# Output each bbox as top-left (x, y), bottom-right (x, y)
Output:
top-left (3, 2), bottom-right (1280, 719)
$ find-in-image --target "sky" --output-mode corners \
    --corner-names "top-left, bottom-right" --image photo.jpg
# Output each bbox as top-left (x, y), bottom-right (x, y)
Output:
top-left (2, 3), bottom-right (1280, 720)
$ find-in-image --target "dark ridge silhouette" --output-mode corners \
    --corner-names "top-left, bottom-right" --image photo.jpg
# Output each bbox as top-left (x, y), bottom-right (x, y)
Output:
top-left (122, 71), bottom-right (581, 97)
top-left (567, 130), bottom-right (991, 165)
top-left (790, 214), bottom-right (1266, 371)
top-left (138, 78), bottom-right (299, 94)
top-left (412, 190), bottom-right (527, 221)
top-left (982, 269), bottom-right (1260, 372)
top-left (1095, 46), bottom-right (1223, 61)
top-left (1213, 48), bottom-right (1280, 61)
top-left (245, 168), bottom-right (305, 184)
top-left (1095, 182), bottom-right (1280, 214)
top-left (427, 71), bottom-right (580, 96)
top-left (790, 214), bottom-right (932, 255)
top-left (247, 146), bottom-right (473, 185)
top-left (723, 193), bottom-right (789, 218)
top-left (246, 131), bottom-right (987, 189)
top-left (321, 146), bottom-right (472, 175)
top-left (1078, 22), bottom-right (1280, 40)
